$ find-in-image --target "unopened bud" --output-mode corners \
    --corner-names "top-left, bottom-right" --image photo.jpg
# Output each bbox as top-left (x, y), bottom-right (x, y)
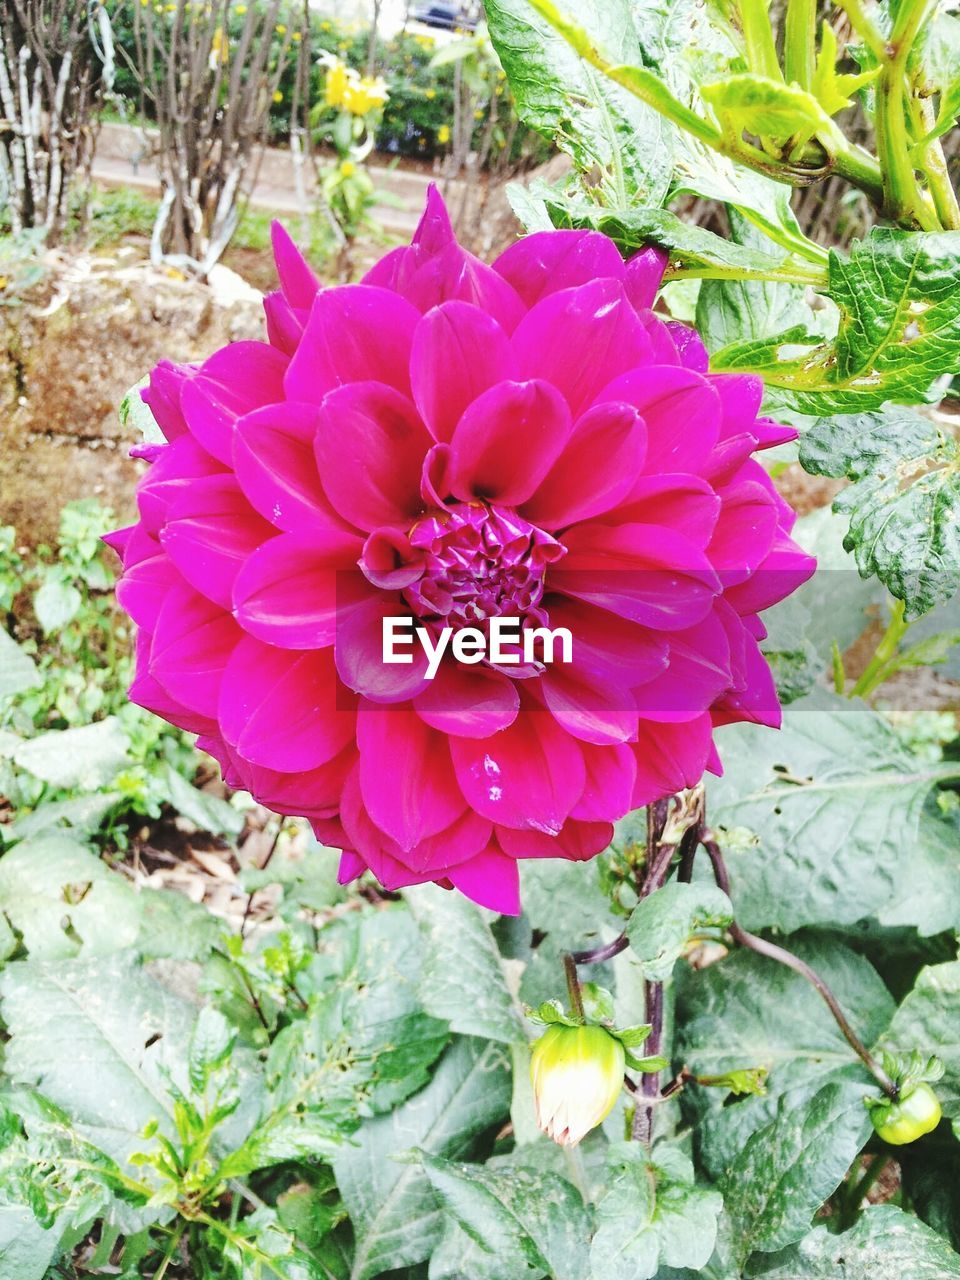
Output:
top-left (530, 1023), bottom-right (625, 1147)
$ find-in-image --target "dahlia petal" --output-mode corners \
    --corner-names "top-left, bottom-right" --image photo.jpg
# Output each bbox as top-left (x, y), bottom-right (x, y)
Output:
top-left (447, 846), bottom-right (521, 914)
top-left (410, 182), bottom-right (455, 254)
top-left (631, 714), bottom-right (713, 807)
top-left (753, 416), bottom-right (798, 450)
top-left (555, 522), bottom-right (719, 630)
top-left (639, 312), bottom-right (683, 365)
top-left (219, 637), bottom-right (355, 771)
top-left (606, 474), bottom-right (720, 549)
top-left (520, 401), bottom-right (647, 529)
top-left (285, 285), bottom-right (420, 403)
top-left (712, 631), bottom-right (783, 728)
top-left (540, 661), bottom-right (638, 746)
top-left (161, 475), bottom-right (274, 610)
top-left (315, 381), bottom-right (431, 531)
top-left (623, 245), bottom-right (669, 309)
top-left (410, 301), bottom-right (516, 442)
top-left (570, 743), bottom-right (637, 823)
top-left (665, 322), bottom-right (710, 372)
top-left (447, 379), bottom-right (572, 506)
top-left (227, 742), bottom-right (355, 818)
top-left (234, 402), bottom-right (352, 534)
top-left (335, 594), bottom-right (429, 703)
top-left (137, 436), bottom-right (226, 535)
top-left (632, 611), bottom-right (733, 722)
top-left (150, 585), bottom-right (239, 718)
top-left (357, 701), bottom-right (465, 850)
top-left (511, 279), bottom-right (655, 415)
top-left (709, 373), bottom-right (763, 435)
top-left (724, 532), bottom-right (817, 615)
top-left (593, 366), bottom-right (721, 474)
top-left (450, 706), bottom-right (585, 834)
top-left (708, 477), bottom-right (780, 585)
top-left (141, 360), bottom-right (192, 442)
top-left (404, 241), bottom-right (525, 331)
top-left (183, 342), bottom-right (289, 465)
top-left (337, 850), bottom-right (367, 884)
top-left (414, 662), bottom-right (520, 738)
top-left (544, 596), bottom-right (668, 685)
top-left (116, 552), bottom-right (181, 630)
top-left (264, 292), bottom-right (304, 356)
top-left (499, 821), bottom-right (612, 862)
top-left (233, 531), bottom-right (369, 649)
top-left (271, 221), bottom-right (320, 309)
top-left (492, 229), bottom-right (626, 307)
top-left (130, 633), bottom-right (219, 737)
top-left (360, 527), bottom-right (427, 590)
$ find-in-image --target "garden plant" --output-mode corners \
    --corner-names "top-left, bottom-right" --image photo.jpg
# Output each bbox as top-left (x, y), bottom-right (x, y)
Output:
top-left (1, 0), bottom-right (960, 1278)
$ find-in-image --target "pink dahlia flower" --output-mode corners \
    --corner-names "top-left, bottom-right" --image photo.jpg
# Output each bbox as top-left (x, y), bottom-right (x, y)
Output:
top-left (107, 188), bottom-right (814, 914)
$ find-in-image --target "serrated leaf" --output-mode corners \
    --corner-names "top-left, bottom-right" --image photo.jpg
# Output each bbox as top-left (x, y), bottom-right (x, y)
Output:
top-left (12, 718), bottom-right (130, 790)
top-left (708, 690), bottom-right (960, 932)
top-left (676, 937), bottom-right (894, 1180)
top-left (0, 629), bottom-right (38, 702)
top-left (333, 1037), bottom-right (511, 1280)
top-left (406, 883), bottom-right (525, 1045)
top-left (0, 953), bottom-right (196, 1166)
top-left (485, 0), bottom-right (673, 204)
top-left (713, 228), bottom-right (960, 412)
top-left (626, 882), bottom-right (732, 981)
top-left (800, 405), bottom-right (960, 618)
top-left (0, 835), bottom-right (142, 960)
top-left (755, 1205), bottom-right (960, 1278)
top-left (723, 1079), bottom-right (871, 1260)
top-left (419, 1152), bottom-right (591, 1280)
top-left (590, 1143), bottom-right (722, 1279)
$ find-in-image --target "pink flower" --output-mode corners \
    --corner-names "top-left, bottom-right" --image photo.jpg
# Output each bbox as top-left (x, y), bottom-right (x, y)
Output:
top-left (107, 188), bottom-right (814, 915)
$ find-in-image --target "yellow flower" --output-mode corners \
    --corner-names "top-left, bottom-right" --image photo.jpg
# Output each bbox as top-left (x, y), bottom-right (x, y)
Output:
top-left (344, 74), bottom-right (388, 116)
top-left (473, 108), bottom-right (484, 120)
top-left (272, 89), bottom-right (283, 102)
top-left (530, 1024), bottom-right (625, 1147)
top-left (208, 25), bottom-right (228, 70)
top-left (275, 22), bottom-right (286, 34)
top-left (0, 276), bottom-right (9, 290)
top-left (340, 160), bottom-right (356, 177)
top-left (324, 58), bottom-right (350, 108)
top-left (320, 18), bottom-right (331, 29)
top-left (437, 123), bottom-right (450, 144)
top-left (234, 2), bottom-right (246, 10)
top-left (291, 30), bottom-right (301, 41)
top-left (425, 88), bottom-right (435, 100)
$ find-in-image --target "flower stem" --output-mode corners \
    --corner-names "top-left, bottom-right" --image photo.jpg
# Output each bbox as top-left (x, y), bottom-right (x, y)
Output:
top-left (739, 0), bottom-right (783, 81)
top-left (700, 836), bottom-right (898, 1098)
top-left (849, 597), bottom-right (909, 698)
top-left (564, 952), bottom-right (586, 1021)
top-left (784, 0), bottom-right (816, 90)
top-left (835, 0), bottom-right (887, 63)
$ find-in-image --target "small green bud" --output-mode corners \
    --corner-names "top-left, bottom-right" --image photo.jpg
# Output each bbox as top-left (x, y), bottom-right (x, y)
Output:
top-left (869, 1082), bottom-right (942, 1146)
top-left (530, 1023), bottom-right (625, 1147)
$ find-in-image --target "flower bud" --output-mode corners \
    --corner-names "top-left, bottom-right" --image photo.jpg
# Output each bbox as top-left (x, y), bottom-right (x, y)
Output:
top-left (530, 1023), bottom-right (625, 1147)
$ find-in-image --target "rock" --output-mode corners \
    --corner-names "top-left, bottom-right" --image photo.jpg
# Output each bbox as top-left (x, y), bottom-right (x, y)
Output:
top-left (0, 249), bottom-right (264, 544)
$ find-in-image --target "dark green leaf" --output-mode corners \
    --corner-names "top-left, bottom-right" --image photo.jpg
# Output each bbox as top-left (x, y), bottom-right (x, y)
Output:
top-left (626, 882), bottom-right (732, 981)
top-left (332, 1037), bottom-right (511, 1280)
top-left (800, 405), bottom-right (960, 618)
top-left (877, 961), bottom-right (960, 1120)
top-left (0, 1206), bottom-right (57, 1280)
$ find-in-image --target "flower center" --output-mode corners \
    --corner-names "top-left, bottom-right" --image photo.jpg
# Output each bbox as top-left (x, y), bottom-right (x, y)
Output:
top-left (403, 502), bottom-right (565, 632)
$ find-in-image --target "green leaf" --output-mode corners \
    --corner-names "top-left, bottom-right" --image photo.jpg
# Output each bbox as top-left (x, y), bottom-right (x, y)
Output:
top-left (32, 580), bottom-right (82, 634)
top-left (163, 764), bottom-right (244, 837)
top-left (800, 405), bottom-right (960, 618)
top-left (695, 210), bottom-right (811, 352)
top-left (713, 229), bottom-right (960, 412)
top-left (701, 74), bottom-right (833, 145)
top-left (590, 1143), bottom-right (722, 1279)
top-left (723, 1080), bottom-right (871, 1260)
top-left (625, 882), bottom-right (732, 981)
top-left (546, 196), bottom-right (790, 277)
top-left (332, 1037), bottom-right (511, 1280)
top-left (754, 1205), bottom-right (960, 1278)
top-left (812, 22), bottom-right (880, 115)
top-left (0, 835), bottom-right (142, 959)
top-left (12, 718), bottom-right (130, 790)
top-left (406, 884), bottom-right (525, 1045)
top-left (118, 377), bottom-right (163, 445)
top-left (0, 1206), bottom-right (58, 1280)
top-left (0, 629), bottom-right (38, 702)
top-left (418, 1152), bottom-right (591, 1280)
top-left (0, 953), bottom-right (196, 1166)
top-left (708, 690), bottom-right (960, 932)
top-left (676, 937), bottom-right (894, 1180)
top-left (485, 0), bottom-right (673, 204)
top-left (3, 792), bottom-right (122, 844)
top-left (875, 809), bottom-right (960, 936)
top-left (877, 961), bottom-right (960, 1120)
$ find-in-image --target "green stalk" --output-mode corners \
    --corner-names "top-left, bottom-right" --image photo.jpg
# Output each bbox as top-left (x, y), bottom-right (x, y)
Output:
top-left (835, 0), bottom-right (887, 62)
top-left (876, 0), bottom-right (941, 228)
top-left (663, 258), bottom-right (829, 286)
top-left (739, 0), bottom-right (783, 81)
top-left (784, 0), bottom-right (816, 90)
top-left (850, 598), bottom-right (909, 698)
top-left (911, 97), bottom-right (960, 230)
